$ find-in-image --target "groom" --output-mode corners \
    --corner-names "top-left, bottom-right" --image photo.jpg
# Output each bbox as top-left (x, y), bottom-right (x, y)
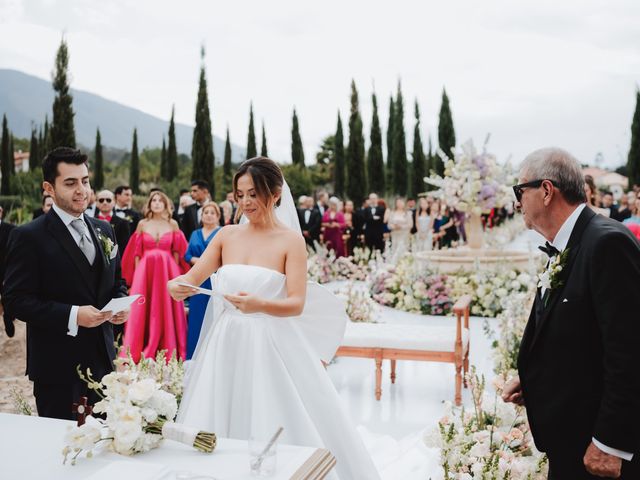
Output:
top-left (3, 147), bottom-right (129, 420)
top-left (503, 148), bottom-right (640, 479)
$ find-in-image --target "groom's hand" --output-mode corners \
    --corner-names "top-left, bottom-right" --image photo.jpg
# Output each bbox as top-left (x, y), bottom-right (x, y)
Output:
top-left (501, 375), bottom-right (525, 406)
top-left (584, 441), bottom-right (622, 478)
top-left (77, 306), bottom-right (113, 328)
top-left (109, 310), bottom-right (129, 325)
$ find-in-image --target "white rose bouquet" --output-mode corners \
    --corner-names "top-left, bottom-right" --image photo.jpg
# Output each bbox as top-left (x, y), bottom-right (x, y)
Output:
top-left (63, 367), bottom-right (215, 465)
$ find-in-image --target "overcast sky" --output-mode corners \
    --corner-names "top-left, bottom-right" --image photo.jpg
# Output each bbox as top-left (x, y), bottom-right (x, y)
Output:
top-left (1, 0), bottom-right (639, 168)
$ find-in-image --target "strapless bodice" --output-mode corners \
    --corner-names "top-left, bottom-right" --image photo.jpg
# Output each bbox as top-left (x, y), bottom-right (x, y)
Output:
top-left (212, 264), bottom-right (287, 300)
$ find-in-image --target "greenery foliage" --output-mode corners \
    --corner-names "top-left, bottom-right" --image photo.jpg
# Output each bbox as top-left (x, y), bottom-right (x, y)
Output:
top-left (50, 38), bottom-right (76, 149)
top-left (291, 108), bottom-right (305, 166)
top-left (368, 93), bottom-right (385, 196)
top-left (346, 80), bottom-right (367, 206)
top-left (437, 87), bottom-right (456, 174)
top-left (627, 89), bottom-right (640, 188)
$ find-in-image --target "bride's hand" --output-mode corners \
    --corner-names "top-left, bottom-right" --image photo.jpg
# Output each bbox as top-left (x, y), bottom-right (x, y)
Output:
top-left (224, 292), bottom-right (264, 314)
top-left (167, 276), bottom-right (198, 301)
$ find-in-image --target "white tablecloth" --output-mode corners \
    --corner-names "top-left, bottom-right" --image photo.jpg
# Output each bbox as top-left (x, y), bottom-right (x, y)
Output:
top-left (0, 413), bottom-right (333, 480)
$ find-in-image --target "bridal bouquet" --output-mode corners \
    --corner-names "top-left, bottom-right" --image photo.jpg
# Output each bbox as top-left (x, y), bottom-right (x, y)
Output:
top-left (424, 369), bottom-right (548, 479)
top-left (63, 367), bottom-right (216, 465)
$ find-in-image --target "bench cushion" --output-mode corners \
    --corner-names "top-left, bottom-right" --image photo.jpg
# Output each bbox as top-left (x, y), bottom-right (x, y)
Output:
top-left (341, 322), bottom-right (469, 353)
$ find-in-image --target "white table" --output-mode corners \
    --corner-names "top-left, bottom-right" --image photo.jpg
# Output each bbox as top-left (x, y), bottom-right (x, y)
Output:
top-left (0, 413), bottom-right (335, 480)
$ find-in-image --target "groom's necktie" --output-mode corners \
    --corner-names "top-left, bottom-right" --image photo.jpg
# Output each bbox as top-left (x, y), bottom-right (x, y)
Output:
top-left (70, 218), bottom-right (96, 264)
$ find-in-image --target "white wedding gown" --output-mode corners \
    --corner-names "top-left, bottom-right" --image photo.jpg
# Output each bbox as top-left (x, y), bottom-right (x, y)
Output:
top-left (177, 264), bottom-right (380, 480)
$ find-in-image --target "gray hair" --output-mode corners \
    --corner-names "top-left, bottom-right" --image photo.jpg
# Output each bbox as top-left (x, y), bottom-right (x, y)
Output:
top-left (328, 196), bottom-right (340, 206)
top-left (519, 148), bottom-right (586, 204)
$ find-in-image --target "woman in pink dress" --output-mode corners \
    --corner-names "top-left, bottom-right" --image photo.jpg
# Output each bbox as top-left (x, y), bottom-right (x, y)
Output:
top-left (121, 191), bottom-right (189, 361)
top-left (321, 196), bottom-right (346, 257)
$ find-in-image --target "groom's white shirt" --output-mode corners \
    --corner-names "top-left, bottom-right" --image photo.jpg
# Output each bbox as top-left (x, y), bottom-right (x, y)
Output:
top-left (545, 202), bottom-right (632, 461)
top-left (51, 203), bottom-right (91, 338)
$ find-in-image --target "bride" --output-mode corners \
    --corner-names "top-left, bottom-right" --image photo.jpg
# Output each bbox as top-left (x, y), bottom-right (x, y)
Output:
top-left (168, 157), bottom-right (380, 480)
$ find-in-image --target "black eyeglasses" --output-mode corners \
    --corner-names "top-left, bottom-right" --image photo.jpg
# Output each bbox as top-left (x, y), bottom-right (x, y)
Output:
top-left (98, 198), bottom-right (113, 203)
top-left (512, 179), bottom-right (558, 202)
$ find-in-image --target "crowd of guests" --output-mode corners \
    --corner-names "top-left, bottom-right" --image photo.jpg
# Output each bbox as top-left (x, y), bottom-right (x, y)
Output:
top-left (584, 175), bottom-right (640, 239)
top-left (3, 174), bottom-right (639, 365)
top-left (297, 190), bottom-right (514, 258)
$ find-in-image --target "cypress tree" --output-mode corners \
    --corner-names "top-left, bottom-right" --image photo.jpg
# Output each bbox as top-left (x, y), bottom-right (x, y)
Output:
top-left (191, 48), bottom-right (215, 189)
top-left (246, 102), bottom-right (257, 159)
top-left (627, 89), bottom-right (640, 188)
top-left (1, 115), bottom-right (10, 195)
top-left (291, 108), bottom-right (305, 166)
top-left (386, 96), bottom-right (395, 194)
top-left (94, 128), bottom-right (104, 190)
top-left (260, 122), bottom-right (268, 157)
top-left (223, 127), bottom-right (233, 196)
top-left (392, 81), bottom-right (408, 196)
top-left (9, 135), bottom-right (14, 177)
top-left (411, 100), bottom-right (426, 198)
top-left (438, 87), bottom-right (456, 170)
top-left (334, 112), bottom-right (345, 198)
top-left (37, 126), bottom-right (44, 164)
top-left (160, 137), bottom-right (168, 180)
top-left (129, 128), bottom-right (139, 194)
top-left (50, 38), bottom-right (76, 148)
top-left (167, 106), bottom-right (178, 180)
top-left (29, 127), bottom-right (39, 171)
top-left (426, 136), bottom-right (433, 175)
top-left (368, 93), bottom-right (385, 195)
top-left (43, 115), bottom-right (50, 157)
top-left (346, 80), bottom-right (367, 205)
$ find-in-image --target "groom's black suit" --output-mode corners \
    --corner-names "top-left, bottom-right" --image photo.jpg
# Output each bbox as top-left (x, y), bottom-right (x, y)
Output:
top-left (518, 207), bottom-right (640, 478)
top-left (3, 209), bottom-right (128, 419)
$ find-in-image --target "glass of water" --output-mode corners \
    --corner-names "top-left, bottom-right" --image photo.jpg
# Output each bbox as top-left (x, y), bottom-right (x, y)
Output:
top-left (248, 436), bottom-right (278, 476)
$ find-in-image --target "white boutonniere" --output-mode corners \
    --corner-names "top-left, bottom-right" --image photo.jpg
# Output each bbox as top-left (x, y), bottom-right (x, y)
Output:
top-left (537, 248), bottom-right (569, 304)
top-left (96, 228), bottom-right (116, 262)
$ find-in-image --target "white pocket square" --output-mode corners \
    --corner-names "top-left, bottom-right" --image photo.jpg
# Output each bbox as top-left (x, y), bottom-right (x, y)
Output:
top-left (562, 298), bottom-right (568, 303)
top-left (110, 244), bottom-right (119, 260)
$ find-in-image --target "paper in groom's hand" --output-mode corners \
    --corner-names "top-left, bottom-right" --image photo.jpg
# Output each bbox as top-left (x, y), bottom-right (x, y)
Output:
top-left (100, 294), bottom-right (142, 314)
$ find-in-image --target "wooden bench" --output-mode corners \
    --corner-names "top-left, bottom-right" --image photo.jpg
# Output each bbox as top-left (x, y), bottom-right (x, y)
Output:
top-left (335, 295), bottom-right (472, 405)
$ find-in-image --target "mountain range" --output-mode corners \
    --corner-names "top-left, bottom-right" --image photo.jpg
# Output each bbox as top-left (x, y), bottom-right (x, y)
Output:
top-left (0, 68), bottom-right (245, 162)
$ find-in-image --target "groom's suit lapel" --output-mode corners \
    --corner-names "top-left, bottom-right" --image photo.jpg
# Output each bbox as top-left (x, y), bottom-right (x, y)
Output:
top-left (526, 206), bottom-right (595, 353)
top-left (46, 209), bottom-right (95, 289)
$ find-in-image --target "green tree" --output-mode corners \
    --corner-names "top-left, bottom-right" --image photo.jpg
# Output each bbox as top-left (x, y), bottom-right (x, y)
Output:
top-left (160, 137), bottom-right (168, 180)
top-left (316, 135), bottom-right (335, 165)
top-left (223, 127), bottom-right (233, 197)
top-left (411, 101), bottom-right (427, 198)
top-left (37, 126), bottom-right (44, 165)
top-left (167, 106), bottom-right (178, 180)
top-left (291, 108), bottom-right (305, 166)
top-left (260, 122), bottom-right (268, 157)
top-left (93, 128), bottom-right (104, 190)
top-left (627, 89), bottom-right (640, 188)
top-left (191, 48), bottom-right (215, 190)
top-left (9, 134), bottom-right (14, 178)
top-left (129, 128), bottom-right (140, 194)
top-left (392, 81), bottom-right (408, 196)
top-left (368, 93), bottom-right (385, 195)
top-left (386, 96), bottom-right (395, 193)
top-left (426, 136), bottom-right (433, 175)
top-left (50, 38), bottom-right (76, 148)
top-left (42, 115), bottom-right (50, 158)
top-left (334, 113), bottom-right (345, 198)
top-left (246, 102), bottom-right (257, 159)
top-left (1, 115), bottom-right (10, 195)
top-left (438, 87), bottom-right (456, 171)
top-left (29, 127), bottom-right (39, 171)
top-left (346, 80), bottom-right (367, 205)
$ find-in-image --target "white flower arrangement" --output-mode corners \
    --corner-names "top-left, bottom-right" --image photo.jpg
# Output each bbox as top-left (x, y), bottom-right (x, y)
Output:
top-left (62, 355), bottom-right (214, 465)
top-left (424, 368), bottom-right (548, 479)
top-left (424, 138), bottom-right (515, 216)
top-left (334, 282), bottom-right (380, 323)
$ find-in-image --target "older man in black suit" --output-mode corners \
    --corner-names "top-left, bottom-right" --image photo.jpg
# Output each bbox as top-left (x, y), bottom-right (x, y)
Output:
top-left (503, 148), bottom-right (640, 479)
top-left (3, 148), bottom-right (129, 420)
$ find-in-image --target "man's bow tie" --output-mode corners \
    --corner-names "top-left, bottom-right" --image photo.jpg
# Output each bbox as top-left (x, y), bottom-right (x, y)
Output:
top-left (538, 241), bottom-right (560, 258)
top-left (115, 208), bottom-right (127, 213)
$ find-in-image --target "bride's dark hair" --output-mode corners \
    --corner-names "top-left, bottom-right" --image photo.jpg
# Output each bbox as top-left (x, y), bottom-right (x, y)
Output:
top-left (233, 156), bottom-right (283, 222)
